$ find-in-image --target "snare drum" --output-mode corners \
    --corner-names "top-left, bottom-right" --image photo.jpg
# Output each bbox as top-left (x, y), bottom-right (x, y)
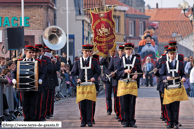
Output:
top-left (117, 79), bottom-right (138, 97)
top-left (76, 82), bottom-right (96, 103)
top-left (166, 82), bottom-right (182, 89)
top-left (16, 61), bottom-right (39, 91)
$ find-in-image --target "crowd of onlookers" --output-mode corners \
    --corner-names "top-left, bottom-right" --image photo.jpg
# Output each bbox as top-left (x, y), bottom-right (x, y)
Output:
top-left (0, 52), bottom-right (78, 121)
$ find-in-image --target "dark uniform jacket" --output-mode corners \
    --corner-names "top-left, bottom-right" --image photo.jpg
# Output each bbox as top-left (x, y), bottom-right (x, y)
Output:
top-left (52, 57), bottom-right (61, 88)
top-left (117, 55), bottom-right (143, 80)
top-left (108, 56), bottom-right (120, 86)
top-left (71, 57), bottom-right (101, 91)
top-left (40, 55), bottom-right (53, 89)
top-left (159, 61), bottom-right (185, 86)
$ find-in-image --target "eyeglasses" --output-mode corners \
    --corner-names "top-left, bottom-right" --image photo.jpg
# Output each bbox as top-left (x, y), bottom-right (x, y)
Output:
top-left (28, 52), bottom-right (34, 54)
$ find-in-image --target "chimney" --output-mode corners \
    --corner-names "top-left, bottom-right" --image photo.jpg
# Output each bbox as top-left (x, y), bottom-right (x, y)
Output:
top-left (156, 3), bottom-right (158, 9)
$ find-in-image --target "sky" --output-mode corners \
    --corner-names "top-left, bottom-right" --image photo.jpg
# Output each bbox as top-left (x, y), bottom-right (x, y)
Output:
top-left (144, 0), bottom-right (193, 8)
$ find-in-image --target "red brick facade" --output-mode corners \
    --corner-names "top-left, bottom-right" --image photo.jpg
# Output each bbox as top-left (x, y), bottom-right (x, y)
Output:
top-left (0, 0), bottom-right (55, 57)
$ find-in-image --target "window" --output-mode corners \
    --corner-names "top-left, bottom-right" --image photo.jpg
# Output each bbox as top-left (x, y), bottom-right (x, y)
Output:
top-left (114, 17), bottom-right (119, 33)
top-left (129, 21), bottom-right (135, 36)
top-left (139, 21), bottom-right (144, 37)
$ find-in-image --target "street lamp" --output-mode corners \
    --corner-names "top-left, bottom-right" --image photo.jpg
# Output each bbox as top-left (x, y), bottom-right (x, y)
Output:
top-left (179, 0), bottom-right (193, 26)
top-left (179, 0), bottom-right (194, 57)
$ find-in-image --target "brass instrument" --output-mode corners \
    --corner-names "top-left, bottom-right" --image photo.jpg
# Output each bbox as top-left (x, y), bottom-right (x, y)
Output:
top-left (43, 26), bottom-right (66, 50)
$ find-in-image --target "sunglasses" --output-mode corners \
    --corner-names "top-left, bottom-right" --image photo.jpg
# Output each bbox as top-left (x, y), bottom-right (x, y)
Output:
top-left (28, 51), bottom-right (34, 54)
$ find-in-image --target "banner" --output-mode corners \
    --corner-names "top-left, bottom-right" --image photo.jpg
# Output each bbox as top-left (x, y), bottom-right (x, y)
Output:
top-left (91, 10), bottom-right (116, 57)
top-left (76, 84), bottom-right (96, 103)
top-left (163, 86), bottom-right (188, 105)
top-left (117, 80), bottom-right (138, 97)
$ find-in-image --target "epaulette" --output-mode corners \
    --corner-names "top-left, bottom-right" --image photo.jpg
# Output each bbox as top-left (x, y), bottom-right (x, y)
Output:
top-left (178, 54), bottom-right (184, 59)
top-left (75, 58), bottom-right (79, 61)
top-left (162, 54), bottom-right (166, 56)
top-left (18, 59), bottom-right (23, 61)
top-left (162, 61), bottom-right (166, 64)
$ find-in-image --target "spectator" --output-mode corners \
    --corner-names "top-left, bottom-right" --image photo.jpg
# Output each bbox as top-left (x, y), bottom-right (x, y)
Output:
top-left (143, 57), bottom-right (154, 87)
top-left (185, 56), bottom-right (193, 74)
top-left (18, 52), bottom-right (23, 59)
top-left (190, 60), bottom-right (194, 97)
top-left (184, 57), bottom-right (188, 68)
top-left (183, 74), bottom-right (191, 96)
top-left (60, 62), bottom-right (68, 97)
top-left (5, 61), bottom-right (15, 79)
top-left (0, 57), bottom-right (6, 73)
top-left (61, 52), bottom-right (72, 70)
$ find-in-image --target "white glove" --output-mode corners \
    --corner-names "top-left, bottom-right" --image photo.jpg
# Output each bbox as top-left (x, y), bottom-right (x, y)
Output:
top-left (12, 79), bottom-right (17, 84)
top-left (38, 79), bottom-right (43, 84)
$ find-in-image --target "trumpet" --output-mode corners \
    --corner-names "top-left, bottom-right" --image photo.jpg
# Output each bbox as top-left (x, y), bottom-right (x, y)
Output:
top-left (106, 70), bottom-right (117, 81)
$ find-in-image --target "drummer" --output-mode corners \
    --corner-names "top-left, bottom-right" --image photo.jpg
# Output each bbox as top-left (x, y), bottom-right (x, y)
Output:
top-left (71, 44), bottom-right (101, 127)
top-left (159, 47), bottom-right (186, 129)
top-left (13, 45), bottom-right (44, 121)
top-left (117, 43), bottom-right (142, 128)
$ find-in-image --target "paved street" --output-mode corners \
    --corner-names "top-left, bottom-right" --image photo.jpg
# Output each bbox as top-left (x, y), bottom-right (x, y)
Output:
top-left (47, 86), bottom-right (194, 129)
top-left (3, 86), bottom-right (194, 129)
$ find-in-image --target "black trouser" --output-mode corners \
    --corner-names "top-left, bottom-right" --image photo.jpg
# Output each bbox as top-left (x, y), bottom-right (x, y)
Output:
top-left (146, 72), bottom-right (153, 86)
top-left (166, 101), bottom-right (180, 126)
top-left (92, 102), bottom-right (96, 121)
top-left (41, 87), bottom-right (49, 119)
top-left (47, 89), bottom-right (54, 117)
top-left (35, 92), bottom-right (43, 121)
top-left (105, 82), bottom-right (119, 115)
top-left (80, 100), bottom-right (93, 125)
top-left (105, 82), bottom-right (112, 113)
top-left (119, 96), bottom-right (125, 122)
top-left (50, 90), bottom-right (55, 115)
top-left (123, 94), bottom-right (136, 124)
top-left (113, 86), bottom-right (120, 116)
top-left (159, 91), bottom-right (166, 119)
top-left (22, 91), bottom-right (37, 121)
top-left (3, 93), bottom-right (9, 111)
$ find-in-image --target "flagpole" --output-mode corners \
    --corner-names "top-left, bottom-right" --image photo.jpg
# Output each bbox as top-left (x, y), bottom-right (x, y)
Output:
top-left (66, 0), bottom-right (69, 64)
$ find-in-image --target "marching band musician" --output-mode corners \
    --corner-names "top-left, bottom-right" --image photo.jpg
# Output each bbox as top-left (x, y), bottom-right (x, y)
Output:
top-left (159, 47), bottom-right (186, 129)
top-left (47, 54), bottom-right (61, 118)
top-left (108, 47), bottom-right (122, 120)
top-left (35, 45), bottom-right (53, 121)
top-left (116, 45), bottom-right (125, 125)
top-left (100, 49), bottom-right (116, 115)
top-left (117, 43), bottom-right (143, 128)
top-left (32, 46), bottom-right (46, 121)
top-left (71, 44), bottom-right (101, 127)
top-left (12, 45), bottom-right (45, 121)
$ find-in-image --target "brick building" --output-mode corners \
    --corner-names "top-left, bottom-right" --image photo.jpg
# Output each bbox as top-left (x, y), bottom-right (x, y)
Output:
top-left (0, 0), bottom-right (55, 57)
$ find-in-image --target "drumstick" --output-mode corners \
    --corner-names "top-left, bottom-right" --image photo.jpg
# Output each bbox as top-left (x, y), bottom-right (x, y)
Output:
top-left (168, 77), bottom-right (180, 81)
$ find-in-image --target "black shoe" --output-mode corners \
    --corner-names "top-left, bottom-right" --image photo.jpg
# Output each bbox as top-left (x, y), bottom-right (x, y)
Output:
top-left (162, 118), bottom-right (166, 121)
top-left (115, 115), bottom-right (119, 119)
top-left (178, 123), bottom-right (182, 127)
top-left (50, 114), bottom-right (53, 117)
top-left (107, 111), bottom-right (111, 115)
top-left (118, 118), bottom-right (121, 122)
top-left (40, 118), bottom-right (46, 121)
top-left (88, 124), bottom-right (93, 127)
top-left (92, 120), bottom-right (95, 124)
top-left (123, 123), bottom-right (129, 127)
top-left (80, 124), bottom-right (86, 127)
top-left (166, 125), bottom-right (173, 128)
top-left (160, 115), bottom-right (163, 119)
top-left (130, 123), bottom-right (137, 128)
top-left (174, 125), bottom-right (179, 129)
top-left (121, 121), bottom-right (125, 125)
top-left (46, 115), bottom-right (50, 119)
